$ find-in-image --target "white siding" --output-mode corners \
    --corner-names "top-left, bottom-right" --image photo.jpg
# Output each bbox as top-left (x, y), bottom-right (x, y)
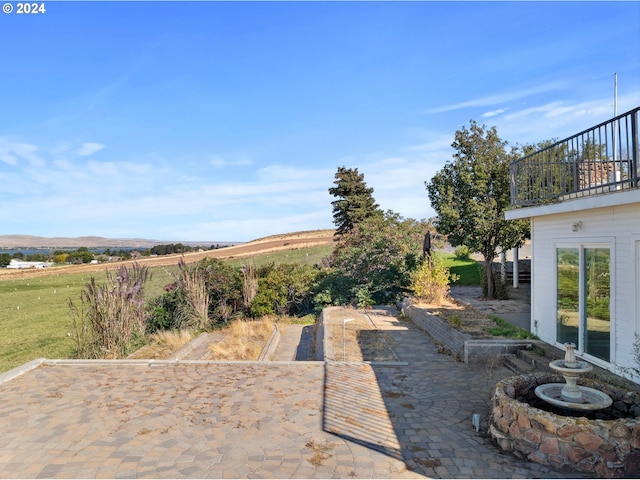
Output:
top-left (531, 202), bottom-right (640, 376)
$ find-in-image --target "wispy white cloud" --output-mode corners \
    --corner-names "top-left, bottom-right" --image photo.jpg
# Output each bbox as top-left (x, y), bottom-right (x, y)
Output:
top-left (2, 88), bottom-right (635, 241)
top-left (87, 160), bottom-right (118, 176)
top-left (482, 108), bottom-right (507, 118)
top-left (257, 164), bottom-right (333, 184)
top-left (0, 137), bottom-right (340, 240)
top-left (0, 138), bottom-right (42, 166)
top-left (209, 155), bottom-right (253, 168)
top-left (494, 97), bottom-right (630, 145)
top-left (31, 158), bottom-right (329, 239)
top-left (424, 81), bottom-right (569, 114)
top-left (406, 134), bottom-right (453, 155)
top-left (77, 142), bottom-right (106, 156)
top-left (338, 149), bottom-right (449, 222)
top-left (0, 151), bottom-right (17, 166)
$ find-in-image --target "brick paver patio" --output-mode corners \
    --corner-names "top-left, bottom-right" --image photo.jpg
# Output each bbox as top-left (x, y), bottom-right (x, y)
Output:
top-left (0, 306), bottom-right (588, 478)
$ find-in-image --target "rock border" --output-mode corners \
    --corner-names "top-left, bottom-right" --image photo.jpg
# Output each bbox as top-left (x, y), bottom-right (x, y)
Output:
top-left (258, 324), bottom-right (281, 361)
top-left (490, 372), bottom-right (640, 477)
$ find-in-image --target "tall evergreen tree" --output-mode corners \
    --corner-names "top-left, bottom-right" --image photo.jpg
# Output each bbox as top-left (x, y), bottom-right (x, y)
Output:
top-left (329, 166), bottom-right (382, 237)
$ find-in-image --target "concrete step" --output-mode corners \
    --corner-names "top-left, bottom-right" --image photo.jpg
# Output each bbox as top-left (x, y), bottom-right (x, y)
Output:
top-left (517, 344), bottom-right (563, 373)
top-left (503, 353), bottom-right (536, 374)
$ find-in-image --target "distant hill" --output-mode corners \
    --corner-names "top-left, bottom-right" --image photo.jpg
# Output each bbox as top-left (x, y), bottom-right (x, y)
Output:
top-left (0, 235), bottom-right (239, 249)
top-left (0, 230), bottom-right (336, 278)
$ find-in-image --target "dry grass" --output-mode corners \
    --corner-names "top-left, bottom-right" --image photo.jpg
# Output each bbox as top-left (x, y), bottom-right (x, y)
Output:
top-left (305, 439), bottom-right (335, 466)
top-left (357, 330), bottom-right (397, 361)
top-left (485, 352), bottom-right (505, 377)
top-left (207, 318), bottom-right (275, 360)
top-left (128, 330), bottom-right (194, 359)
top-left (69, 263), bottom-right (151, 359)
top-left (329, 314), bottom-right (397, 362)
top-left (174, 257), bottom-right (210, 330)
top-left (414, 457), bottom-right (442, 468)
top-left (0, 229), bottom-right (335, 280)
top-left (413, 296), bottom-right (497, 338)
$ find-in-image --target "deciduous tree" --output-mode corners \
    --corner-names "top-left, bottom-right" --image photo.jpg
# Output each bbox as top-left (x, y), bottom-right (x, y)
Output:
top-left (426, 120), bottom-right (529, 298)
top-left (67, 250), bottom-right (94, 264)
top-left (0, 253), bottom-right (11, 267)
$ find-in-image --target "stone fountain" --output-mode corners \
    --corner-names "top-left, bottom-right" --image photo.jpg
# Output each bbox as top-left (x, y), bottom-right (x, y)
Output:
top-left (534, 342), bottom-right (612, 411)
top-left (489, 342), bottom-right (640, 477)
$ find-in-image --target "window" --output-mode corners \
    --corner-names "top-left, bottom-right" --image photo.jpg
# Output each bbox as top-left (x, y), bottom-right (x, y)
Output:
top-left (557, 246), bottom-right (610, 362)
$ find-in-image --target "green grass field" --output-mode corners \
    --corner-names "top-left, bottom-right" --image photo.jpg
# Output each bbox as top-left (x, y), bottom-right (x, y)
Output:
top-left (224, 244), bottom-right (333, 268)
top-left (441, 253), bottom-right (482, 286)
top-left (0, 266), bottom-right (176, 373)
top-left (0, 245), bottom-right (474, 374)
top-left (0, 245), bottom-right (333, 373)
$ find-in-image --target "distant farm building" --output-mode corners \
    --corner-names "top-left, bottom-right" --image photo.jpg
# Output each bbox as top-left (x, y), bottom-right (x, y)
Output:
top-left (7, 259), bottom-right (53, 269)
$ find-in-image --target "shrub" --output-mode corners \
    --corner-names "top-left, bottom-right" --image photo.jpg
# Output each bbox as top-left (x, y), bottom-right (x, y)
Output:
top-left (69, 263), bottom-right (150, 358)
top-left (250, 263), bottom-right (320, 317)
top-left (354, 287), bottom-right (374, 309)
top-left (409, 255), bottom-right (458, 304)
top-left (240, 262), bottom-right (258, 310)
top-left (329, 211), bottom-right (427, 305)
top-left (171, 257), bottom-right (243, 329)
top-left (450, 313), bottom-right (462, 327)
top-left (200, 258), bottom-right (243, 325)
top-left (454, 245), bottom-right (470, 260)
top-left (145, 288), bottom-right (185, 333)
top-left (311, 272), bottom-right (353, 310)
top-left (0, 253), bottom-right (10, 267)
top-left (173, 257), bottom-right (210, 330)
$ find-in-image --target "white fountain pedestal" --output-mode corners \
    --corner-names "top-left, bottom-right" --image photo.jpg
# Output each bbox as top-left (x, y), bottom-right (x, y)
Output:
top-left (534, 343), bottom-right (612, 411)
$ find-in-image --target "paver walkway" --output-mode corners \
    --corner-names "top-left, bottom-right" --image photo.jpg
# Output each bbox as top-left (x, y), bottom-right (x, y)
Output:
top-left (450, 284), bottom-right (531, 330)
top-left (321, 307), bottom-right (585, 479)
top-left (0, 306), bottom-right (590, 479)
top-left (271, 323), bottom-right (315, 361)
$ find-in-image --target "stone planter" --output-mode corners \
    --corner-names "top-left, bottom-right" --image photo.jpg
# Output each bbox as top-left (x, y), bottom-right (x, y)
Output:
top-left (399, 299), bottom-right (536, 363)
top-left (490, 373), bottom-right (640, 477)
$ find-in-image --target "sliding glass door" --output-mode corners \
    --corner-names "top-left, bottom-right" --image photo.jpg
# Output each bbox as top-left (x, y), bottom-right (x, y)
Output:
top-left (557, 248), bottom-right (579, 346)
top-left (557, 246), bottom-right (610, 362)
top-left (584, 248), bottom-right (610, 361)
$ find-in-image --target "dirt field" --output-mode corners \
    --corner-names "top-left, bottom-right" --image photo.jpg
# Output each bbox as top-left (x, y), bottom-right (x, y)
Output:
top-left (0, 229), bottom-right (336, 280)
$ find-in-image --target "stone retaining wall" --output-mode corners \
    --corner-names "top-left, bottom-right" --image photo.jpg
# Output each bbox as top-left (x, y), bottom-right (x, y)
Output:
top-left (491, 373), bottom-right (640, 477)
top-left (401, 302), bottom-right (468, 359)
top-left (400, 300), bottom-right (535, 363)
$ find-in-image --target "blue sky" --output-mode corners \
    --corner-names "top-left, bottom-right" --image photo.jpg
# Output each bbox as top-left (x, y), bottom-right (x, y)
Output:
top-left (1, 1), bottom-right (639, 242)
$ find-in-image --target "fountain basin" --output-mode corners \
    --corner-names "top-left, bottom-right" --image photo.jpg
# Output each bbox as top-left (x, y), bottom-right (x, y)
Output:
top-left (548, 358), bottom-right (592, 375)
top-left (490, 373), bottom-right (640, 477)
top-left (535, 383), bottom-right (613, 410)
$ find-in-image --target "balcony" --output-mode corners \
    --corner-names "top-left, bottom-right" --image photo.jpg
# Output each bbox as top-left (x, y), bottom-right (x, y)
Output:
top-left (510, 107), bottom-right (639, 208)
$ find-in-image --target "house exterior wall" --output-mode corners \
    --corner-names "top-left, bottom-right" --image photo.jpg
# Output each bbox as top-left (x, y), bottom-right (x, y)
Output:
top-left (530, 202), bottom-right (640, 379)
